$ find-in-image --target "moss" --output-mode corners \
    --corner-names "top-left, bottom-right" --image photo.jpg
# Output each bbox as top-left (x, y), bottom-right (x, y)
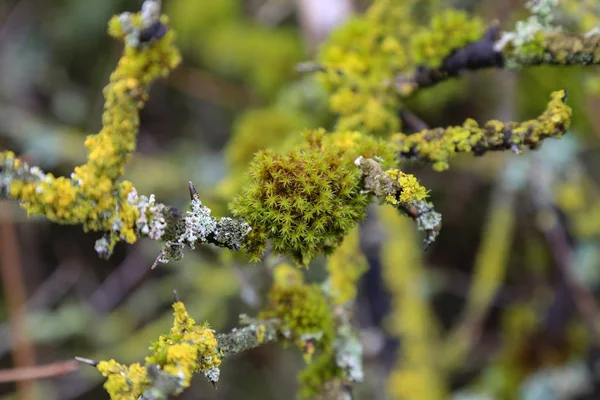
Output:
top-left (298, 353), bottom-right (342, 399)
top-left (322, 130), bottom-right (397, 169)
top-left (230, 131), bottom-right (370, 265)
top-left (259, 265), bottom-right (335, 353)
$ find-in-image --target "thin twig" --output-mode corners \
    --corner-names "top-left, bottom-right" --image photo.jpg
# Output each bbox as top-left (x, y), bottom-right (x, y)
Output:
top-left (0, 360), bottom-right (79, 383)
top-left (0, 205), bottom-right (36, 399)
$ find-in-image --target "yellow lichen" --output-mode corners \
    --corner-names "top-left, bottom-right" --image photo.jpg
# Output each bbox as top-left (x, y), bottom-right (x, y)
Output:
top-left (393, 90), bottom-right (571, 171)
top-left (96, 301), bottom-right (220, 399)
top-left (385, 169), bottom-right (429, 204)
top-left (97, 360), bottom-right (150, 400)
top-left (5, 13), bottom-right (181, 254)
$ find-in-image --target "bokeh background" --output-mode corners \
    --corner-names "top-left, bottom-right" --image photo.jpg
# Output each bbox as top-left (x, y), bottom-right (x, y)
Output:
top-left (1, 0), bottom-right (600, 399)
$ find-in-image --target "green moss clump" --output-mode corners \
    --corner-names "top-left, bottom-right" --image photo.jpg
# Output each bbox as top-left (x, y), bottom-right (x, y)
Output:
top-left (410, 9), bottom-right (485, 68)
top-left (230, 131), bottom-right (370, 265)
top-left (298, 353), bottom-right (343, 398)
top-left (259, 266), bottom-right (335, 351)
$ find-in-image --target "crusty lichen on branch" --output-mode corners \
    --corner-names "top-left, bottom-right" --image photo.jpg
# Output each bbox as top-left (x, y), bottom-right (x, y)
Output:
top-left (393, 90), bottom-right (571, 171)
top-left (1, 3), bottom-right (181, 256)
top-left (355, 156), bottom-right (442, 248)
top-left (94, 301), bottom-right (221, 399)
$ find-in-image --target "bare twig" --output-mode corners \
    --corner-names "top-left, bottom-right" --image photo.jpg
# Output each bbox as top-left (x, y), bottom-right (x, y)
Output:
top-left (0, 360), bottom-right (79, 383)
top-left (74, 357), bottom-right (99, 368)
top-left (0, 205), bottom-right (35, 399)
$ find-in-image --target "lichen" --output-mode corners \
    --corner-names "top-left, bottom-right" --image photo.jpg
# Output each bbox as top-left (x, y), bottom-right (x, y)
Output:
top-left (96, 301), bottom-right (220, 399)
top-left (97, 360), bottom-right (150, 400)
top-left (3, 9), bottom-right (181, 257)
top-left (315, 0), bottom-right (409, 135)
top-left (411, 9), bottom-right (485, 68)
top-left (145, 302), bottom-right (221, 388)
top-left (393, 90), bottom-right (571, 171)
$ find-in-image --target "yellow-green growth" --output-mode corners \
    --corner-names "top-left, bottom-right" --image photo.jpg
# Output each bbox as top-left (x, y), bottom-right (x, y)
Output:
top-left (321, 130), bottom-right (397, 170)
top-left (259, 264), bottom-right (335, 354)
top-left (230, 131), bottom-right (370, 265)
top-left (168, 0), bottom-right (301, 98)
top-left (385, 169), bottom-right (428, 204)
top-left (561, 0), bottom-right (600, 32)
top-left (380, 206), bottom-right (446, 400)
top-left (325, 227), bottom-right (368, 305)
top-left (410, 9), bottom-right (485, 68)
top-left (554, 171), bottom-right (600, 239)
top-left (97, 302), bottom-right (220, 398)
top-left (146, 302), bottom-right (220, 388)
top-left (393, 90), bottom-right (571, 171)
top-left (356, 157), bottom-right (431, 207)
top-left (316, 0), bottom-right (410, 135)
top-left (5, 13), bottom-right (181, 253)
top-left (97, 360), bottom-right (149, 400)
top-left (298, 353), bottom-right (343, 399)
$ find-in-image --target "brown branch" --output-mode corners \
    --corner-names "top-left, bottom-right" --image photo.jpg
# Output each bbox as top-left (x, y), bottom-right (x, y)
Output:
top-left (0, 205), bottom-right (36, 399)
top-left (0, 360), bottom-right (79, 383)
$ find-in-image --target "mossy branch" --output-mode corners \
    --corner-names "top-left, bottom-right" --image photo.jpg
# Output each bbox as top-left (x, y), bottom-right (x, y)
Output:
top-left (393, 90), bottom-right (571, 171)
top-left (83, 264), bottom-right (363, 399)
top-left (396, 1), bottom-right (600, 96)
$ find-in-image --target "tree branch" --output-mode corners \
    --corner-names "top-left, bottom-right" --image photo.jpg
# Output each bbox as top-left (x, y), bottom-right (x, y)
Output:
top-left (393, 90), bottom-right (571, 171)
top-left (396, 0), bottom-right (600, 96)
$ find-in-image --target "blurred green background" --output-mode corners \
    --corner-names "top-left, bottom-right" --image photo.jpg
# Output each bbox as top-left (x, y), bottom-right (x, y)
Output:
top-left (1, 0), bottom-right (600, 399)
